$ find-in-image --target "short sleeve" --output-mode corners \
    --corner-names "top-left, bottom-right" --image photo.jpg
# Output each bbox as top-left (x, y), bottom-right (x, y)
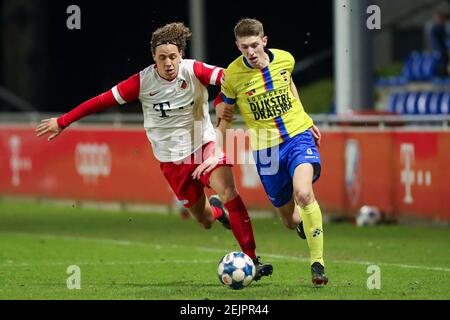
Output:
top-left (220, 69), bottom-right (237, 105)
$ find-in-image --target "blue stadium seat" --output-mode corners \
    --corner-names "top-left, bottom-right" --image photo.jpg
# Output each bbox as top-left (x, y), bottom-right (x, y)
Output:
top-left (394, 92), bottom-right (409, 114)
top-left (379, 51), bottom-right (450, 114)
top-left (411, 53), bottom-right (423, 80)
top-left (378, 50), bottom-right (445, 86)
top-left (439, 92), bottom-right (450, 114)
top-left (416, 92), bottom-right (432, 115)
top-left (402, 52), bottom-right (418, 81)
top-left (401, 51), bottom-right (443, 81)
top-left (429, 92), bottom-right (444, 114)
top-left (330, 100), bottom-right (336, 114)
top-left (375, 76), bottom-right (407, 88)
top-left (405, 92), bottom-right (420, 114)
top-left (432, 77), bottom-right (445, 85)
top-left (393, 77), bottom-right (407, 86)
top-left (386, 92), bottom-right (399, 113)
top-left (422, 52), bottom-right (440, 80)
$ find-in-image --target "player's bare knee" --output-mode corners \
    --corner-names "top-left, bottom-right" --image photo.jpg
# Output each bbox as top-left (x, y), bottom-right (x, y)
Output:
top-left (199, 219), bottom-right (213, 229)
top-left (294, 189), bottom-right (314, 207)
top-left (202, 223), bottom-right (213, 230)
top-left (218, 186), bottom-right (238, 203)
top-left (192, 213), bottom-right (213, 230)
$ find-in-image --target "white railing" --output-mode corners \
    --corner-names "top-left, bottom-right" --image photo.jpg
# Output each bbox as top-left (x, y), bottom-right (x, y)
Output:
top-left (312, 114), bottom-right (450, 129)
top-left (1, 112), bottom-right (449, 129)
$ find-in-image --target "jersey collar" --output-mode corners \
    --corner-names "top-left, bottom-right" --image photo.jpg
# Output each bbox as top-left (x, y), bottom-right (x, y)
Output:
top-left (242, 49), bottom-right (275, 69)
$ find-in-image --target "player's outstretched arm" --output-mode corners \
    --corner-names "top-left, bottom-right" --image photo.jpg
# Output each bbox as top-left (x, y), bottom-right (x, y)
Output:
top-left (290, 78), bottom-right (322, 148)
top-left (35, 74), bottom-right (140, 142)
top-left (34, 91), bottom-right (115, 143)
top-left (36, 118), bottom-right (63, 141)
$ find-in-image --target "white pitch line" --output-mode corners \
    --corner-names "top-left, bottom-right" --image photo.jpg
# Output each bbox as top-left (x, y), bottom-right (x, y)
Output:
top-left (2, 232), bottom-right (450, 273)
top-left (2, 232), bottom-right (136, 246)
top-left (0, 260), bottom-right (216, 268)
top-left (192, 246), bottom-right (450, 272)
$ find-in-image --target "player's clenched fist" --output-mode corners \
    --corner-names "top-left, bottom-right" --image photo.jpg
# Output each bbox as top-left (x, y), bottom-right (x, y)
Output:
top-left (215, 102), bottom-right (235, 126)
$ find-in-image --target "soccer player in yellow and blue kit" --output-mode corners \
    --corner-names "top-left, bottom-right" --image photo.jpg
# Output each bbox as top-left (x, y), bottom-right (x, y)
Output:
top-left (214, 18), bottom-right (328, 286)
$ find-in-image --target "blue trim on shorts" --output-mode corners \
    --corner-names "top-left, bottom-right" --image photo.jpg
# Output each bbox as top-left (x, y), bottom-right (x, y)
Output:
top-left (253, 130), bottom-right (321, 208)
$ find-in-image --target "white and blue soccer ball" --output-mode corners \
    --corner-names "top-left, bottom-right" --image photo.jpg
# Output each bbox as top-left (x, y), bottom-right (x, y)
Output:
top-left (356, 205), bottom-right (382, 226)
top-left (217, 252), bottom-right (256, 290)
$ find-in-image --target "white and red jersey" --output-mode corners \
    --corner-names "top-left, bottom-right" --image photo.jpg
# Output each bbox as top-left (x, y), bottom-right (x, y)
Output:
top-left (58, 59), bottom-right (224, 162)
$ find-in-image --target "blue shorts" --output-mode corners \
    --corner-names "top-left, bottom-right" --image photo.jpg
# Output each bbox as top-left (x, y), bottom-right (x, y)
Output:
top-left (253, 130), bottom-right (321, 208)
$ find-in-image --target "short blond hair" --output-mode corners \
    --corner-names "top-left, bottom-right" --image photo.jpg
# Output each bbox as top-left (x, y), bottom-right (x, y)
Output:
top-left (234, 18), bottom-right (264, 39)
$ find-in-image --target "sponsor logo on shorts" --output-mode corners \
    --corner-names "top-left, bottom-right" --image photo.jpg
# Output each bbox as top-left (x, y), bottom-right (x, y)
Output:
top-left (312, 228), bottom-right (322, 238)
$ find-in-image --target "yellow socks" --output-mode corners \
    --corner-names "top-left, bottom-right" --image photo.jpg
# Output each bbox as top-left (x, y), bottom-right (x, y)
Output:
top-left (299, 201), bottom-right (325, 266)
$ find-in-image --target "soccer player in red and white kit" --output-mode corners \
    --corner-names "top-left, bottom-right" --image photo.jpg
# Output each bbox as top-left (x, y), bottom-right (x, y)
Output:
top-left (35, 22), bottom-right (272, 281)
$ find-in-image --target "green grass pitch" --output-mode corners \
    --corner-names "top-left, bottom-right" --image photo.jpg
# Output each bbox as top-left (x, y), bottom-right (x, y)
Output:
top-left (0, 201), bottom-right (449, 300)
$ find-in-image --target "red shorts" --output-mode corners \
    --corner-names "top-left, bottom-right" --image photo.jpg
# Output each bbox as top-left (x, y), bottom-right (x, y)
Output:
top-left (160, 142), bottom-right (232, 208)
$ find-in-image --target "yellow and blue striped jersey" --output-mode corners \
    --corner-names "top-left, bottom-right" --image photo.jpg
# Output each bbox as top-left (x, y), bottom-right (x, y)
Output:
top-left (221, 49), bottom-right (313, 150)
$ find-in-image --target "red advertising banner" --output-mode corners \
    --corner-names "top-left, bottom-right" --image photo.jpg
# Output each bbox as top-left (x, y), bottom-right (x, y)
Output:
top-left (323, 130), bottom-right (450, 222)
top-left (0, 125), bottom-right (174, 204)
top-left (0, 125), bottom-right (449, 221)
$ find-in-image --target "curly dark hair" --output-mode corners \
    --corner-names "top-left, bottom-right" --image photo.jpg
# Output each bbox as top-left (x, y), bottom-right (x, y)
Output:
top-left (150, 22), bottom-right (192, 56)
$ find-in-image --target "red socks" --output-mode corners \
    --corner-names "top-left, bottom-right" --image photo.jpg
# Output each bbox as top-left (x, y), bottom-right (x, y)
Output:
top-left (224, 195), bottom-right (257, 259)
top-left (211, 205), bottom-right (223, 221)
